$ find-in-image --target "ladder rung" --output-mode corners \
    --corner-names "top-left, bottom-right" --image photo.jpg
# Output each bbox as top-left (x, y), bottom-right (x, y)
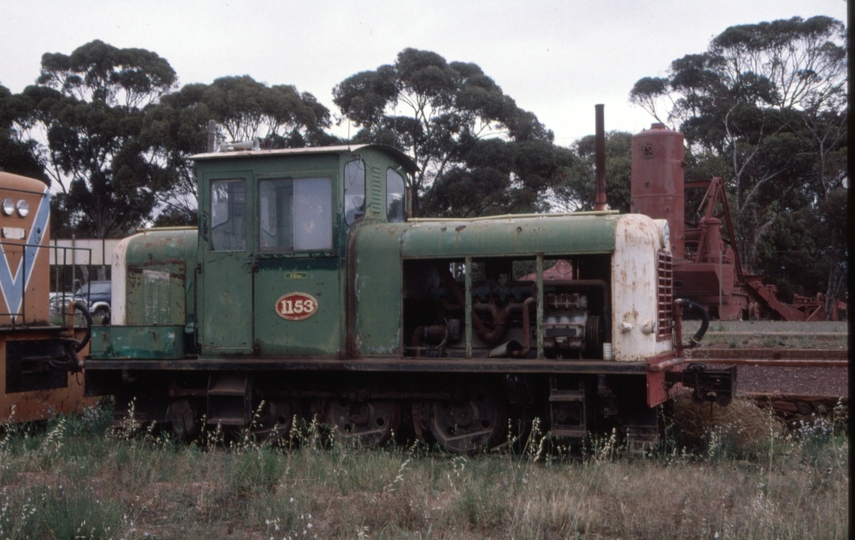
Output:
top-left (549, 389), bottom-right (585, 401)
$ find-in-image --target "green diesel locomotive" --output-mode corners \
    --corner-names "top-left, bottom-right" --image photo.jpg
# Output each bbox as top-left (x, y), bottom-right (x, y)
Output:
top-left (84, 142), bottom-right (733, 452)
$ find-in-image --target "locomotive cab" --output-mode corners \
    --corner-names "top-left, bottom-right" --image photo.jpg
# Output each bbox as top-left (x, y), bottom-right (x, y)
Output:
top-left (191, 144), bottom-right (416, 358)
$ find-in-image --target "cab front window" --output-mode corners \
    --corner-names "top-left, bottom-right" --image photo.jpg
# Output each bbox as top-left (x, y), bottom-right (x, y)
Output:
top-left (259, 177), bottom-right (332, 251)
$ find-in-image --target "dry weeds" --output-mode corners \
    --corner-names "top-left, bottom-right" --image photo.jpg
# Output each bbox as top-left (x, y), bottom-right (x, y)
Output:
top-left (0, 398), bottom-right (848, 540)
top-left (666, 394), bottom-right (784, 449)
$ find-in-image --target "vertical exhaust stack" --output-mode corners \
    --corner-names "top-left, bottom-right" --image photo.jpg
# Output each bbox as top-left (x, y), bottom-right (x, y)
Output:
top-left (630, 123), bottom-right (685, 258)
top-left (206, 120), bottom-right (217, 153)
top-left (593, 104), bottom-right (608, 211)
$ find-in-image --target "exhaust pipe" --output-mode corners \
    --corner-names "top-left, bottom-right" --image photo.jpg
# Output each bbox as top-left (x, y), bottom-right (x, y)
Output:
top-left (593, 104), bottom-right (608, 211)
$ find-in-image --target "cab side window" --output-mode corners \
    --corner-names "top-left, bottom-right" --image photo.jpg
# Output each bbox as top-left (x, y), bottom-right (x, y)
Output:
top-left (344, 159), bottom-right (365, 226)
top-left (211, 179), bottom-right (246, 251)
top-left (386, 168), bottom-right (406, 223)
top-left (259, 177), bottom-right (333, 251)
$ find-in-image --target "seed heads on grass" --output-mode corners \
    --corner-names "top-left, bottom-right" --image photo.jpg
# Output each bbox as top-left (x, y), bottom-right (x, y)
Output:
top-left (384, 458), bottom-right (411, 493)
top-left (0, 484), bottom-right (121, 539)
top-left (111, 398), bottom-right (141, 441)
top-left (0, 391), bottom-right (848, 539)
top-left (583, 428), bottom-right (622, 464)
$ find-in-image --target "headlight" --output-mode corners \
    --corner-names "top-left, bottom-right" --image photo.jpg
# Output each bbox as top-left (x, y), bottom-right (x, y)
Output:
top-left (15, 200), bottom-right (29, 218)
top-left (1, 198), bottom-right (14, 216)
top-left (653, 219), bottom-right (670, 250)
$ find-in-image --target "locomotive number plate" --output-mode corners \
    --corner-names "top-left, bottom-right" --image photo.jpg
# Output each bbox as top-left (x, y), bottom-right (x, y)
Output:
top-left (275, 292), bottom-right (318, 320)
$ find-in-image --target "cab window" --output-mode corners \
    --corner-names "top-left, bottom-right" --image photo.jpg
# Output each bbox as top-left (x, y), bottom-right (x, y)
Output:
top-left (386, 168), bottom-right (406, 222)
top-left (344, 159), bottom-right (365, 226)
top-left (259, 177), bottom-right (332, 251)
top-left (211, 179), bottom-right (246, 251)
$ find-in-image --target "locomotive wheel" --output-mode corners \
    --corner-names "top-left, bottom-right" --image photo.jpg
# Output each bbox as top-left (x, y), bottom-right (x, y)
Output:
top-left (428, 385), bottom-right (507, 454)
top-left (252, 399), bottom-right (301, 444)
top-left (225, 399), bottom-right (301, 445)
top-left (327, 399), bottom-right (401, 448)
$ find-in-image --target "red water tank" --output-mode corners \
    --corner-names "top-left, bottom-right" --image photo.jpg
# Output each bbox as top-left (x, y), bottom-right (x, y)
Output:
top-left (631, 124), bottom-right (685, 258)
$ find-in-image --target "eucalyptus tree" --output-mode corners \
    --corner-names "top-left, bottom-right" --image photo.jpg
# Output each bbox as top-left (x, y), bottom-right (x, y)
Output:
top-left (0, 83), bottom-right (46, 180)
top-left (550, 131), bottom-right (633, 214)
top-left (10, 40), bottom-right (177, 237)
top-left (333, 48), bottom-right (567, 216)
top-left (141, 75), bottom-right (337, 225)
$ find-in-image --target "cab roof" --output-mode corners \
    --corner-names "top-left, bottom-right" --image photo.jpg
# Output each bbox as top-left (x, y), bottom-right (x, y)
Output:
top-left (190, 144), bottom-right (419, 174)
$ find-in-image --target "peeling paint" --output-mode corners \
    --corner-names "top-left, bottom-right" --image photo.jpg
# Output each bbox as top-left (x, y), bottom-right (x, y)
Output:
top-left (612, 214), bottom-right (673, 361)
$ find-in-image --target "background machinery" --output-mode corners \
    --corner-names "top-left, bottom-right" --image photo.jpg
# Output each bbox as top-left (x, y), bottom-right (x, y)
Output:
top-left (630, 123), bottom-right (845, 321)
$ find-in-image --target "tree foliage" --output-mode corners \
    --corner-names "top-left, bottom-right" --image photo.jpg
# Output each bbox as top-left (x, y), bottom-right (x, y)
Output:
top-left (630, 16), bottom-right (847, 315)
top-left (7, 41), bottom-right (178, 237)
top-left (140, 76), bottom-right (336, 225)
top-left (180, 76), bottom-right (336, 147)
top-left (3, 41), bottom-right (337, 231)
top-left (333, 48), bottom-right (566, 216)
top-left (37, 39), bottom-right (176, 108)
top-left (0, 83), bottom-right (47, 180)
top-left (551, 131), bottom-right (633, 213)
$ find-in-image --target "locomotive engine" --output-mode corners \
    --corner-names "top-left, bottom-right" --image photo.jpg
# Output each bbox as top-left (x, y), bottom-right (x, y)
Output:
top-left (83, 130), bottom-right (734, 452)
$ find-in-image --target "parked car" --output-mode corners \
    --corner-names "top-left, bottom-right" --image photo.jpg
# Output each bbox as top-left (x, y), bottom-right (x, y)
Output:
top-left (78, 281), bottom-right (111, 324)
top-left (49, 291), bottom-right (79, 317)
top-left (49, 280), bottom-right (111, 324)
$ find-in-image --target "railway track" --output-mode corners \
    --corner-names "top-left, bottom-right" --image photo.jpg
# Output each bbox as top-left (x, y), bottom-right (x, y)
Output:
top-left (685, 347), bottom-right (847, 367)
top-left (685, 347), bottom-right (848, 424)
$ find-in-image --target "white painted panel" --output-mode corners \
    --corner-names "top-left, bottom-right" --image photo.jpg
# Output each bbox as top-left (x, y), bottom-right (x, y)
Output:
top-left (611, 214), bottom-right (673, 361)
top-left (110, 236), bottom-right (133, 325)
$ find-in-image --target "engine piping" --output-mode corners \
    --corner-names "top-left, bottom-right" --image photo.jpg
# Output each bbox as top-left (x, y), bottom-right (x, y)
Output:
top-left (675, 298), bottom-right (709, 348)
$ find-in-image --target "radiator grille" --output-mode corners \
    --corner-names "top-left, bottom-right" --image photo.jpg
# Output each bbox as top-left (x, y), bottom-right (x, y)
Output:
top-left (657, 250), bottom-right (673, 341)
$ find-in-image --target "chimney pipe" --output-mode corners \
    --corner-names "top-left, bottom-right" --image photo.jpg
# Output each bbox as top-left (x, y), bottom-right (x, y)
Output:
top-left (593, 104), bottom-right (608, 211)
top-left (206, 120), bottom-right (217, 153)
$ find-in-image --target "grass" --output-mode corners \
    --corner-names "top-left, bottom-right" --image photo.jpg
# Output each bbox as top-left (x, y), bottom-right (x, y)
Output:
top-left (0, 397), bottom-right (848, 540)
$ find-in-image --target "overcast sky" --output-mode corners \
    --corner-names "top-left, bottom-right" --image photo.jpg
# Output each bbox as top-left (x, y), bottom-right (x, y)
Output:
top-left (1, 0), bottom-right (847, 146)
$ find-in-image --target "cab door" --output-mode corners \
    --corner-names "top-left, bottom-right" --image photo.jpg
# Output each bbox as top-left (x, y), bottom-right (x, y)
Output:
top-left (252, 174), bottom-right (343, 357)
top-left (200, 174), bottom-right (255, 354)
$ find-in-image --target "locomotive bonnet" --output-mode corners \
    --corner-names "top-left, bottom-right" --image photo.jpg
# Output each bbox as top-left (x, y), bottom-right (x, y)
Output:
top-left (84, 141), bottom-right (735, 452)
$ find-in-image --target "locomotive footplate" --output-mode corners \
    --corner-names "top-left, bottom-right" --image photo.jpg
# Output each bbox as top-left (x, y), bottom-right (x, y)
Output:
top-left (665, 362), bottom-right (737, 406)
top-left (83, 357), bottom-right (650, 374)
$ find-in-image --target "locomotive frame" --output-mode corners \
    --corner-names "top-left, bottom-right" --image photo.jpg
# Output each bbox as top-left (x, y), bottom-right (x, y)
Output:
top-left (80, 140), bottom-right (735, 452)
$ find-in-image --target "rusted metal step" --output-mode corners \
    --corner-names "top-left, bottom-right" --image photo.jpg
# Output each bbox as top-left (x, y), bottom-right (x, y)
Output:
top-left (206, 373), bottom-right (252, 426)
top-left (548, 375), bottom-right (586, 437)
